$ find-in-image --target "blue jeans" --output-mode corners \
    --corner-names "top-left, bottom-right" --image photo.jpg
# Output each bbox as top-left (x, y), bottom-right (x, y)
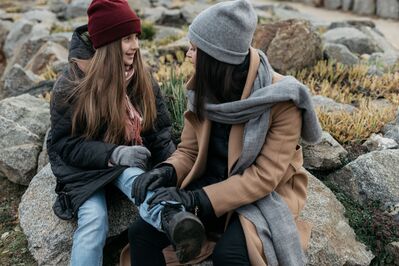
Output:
top-left (70, 167), bottom-right (167, 266)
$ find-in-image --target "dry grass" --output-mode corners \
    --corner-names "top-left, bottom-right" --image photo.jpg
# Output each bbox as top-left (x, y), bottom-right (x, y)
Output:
top-left (292, 60), bottom-right (399, 105)
top-left (40, 65), bottom-right (57, 81)
top-left (290, 60), bottom-right (399, 143)
top-left (316, 100), bottom-right (397, 144)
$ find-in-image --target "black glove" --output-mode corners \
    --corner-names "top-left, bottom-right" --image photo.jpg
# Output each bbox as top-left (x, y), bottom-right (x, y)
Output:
top-left (147, 187), bottom-right (215, 220)
top-left (132, 164), bottom-right (177, 205)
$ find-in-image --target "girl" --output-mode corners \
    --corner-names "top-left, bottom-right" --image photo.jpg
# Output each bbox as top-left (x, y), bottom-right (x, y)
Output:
top-left (128, 0), bottom-right (323, 265)
top-left (47, 0), bottom-right (176, 265)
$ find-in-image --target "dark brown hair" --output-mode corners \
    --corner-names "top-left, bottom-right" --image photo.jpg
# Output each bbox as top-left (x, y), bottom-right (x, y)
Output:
top-left (193, 48), bottom-right (250, 120)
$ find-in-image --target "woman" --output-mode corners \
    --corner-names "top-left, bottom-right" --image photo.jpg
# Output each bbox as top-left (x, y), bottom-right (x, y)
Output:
top-left (47, 0), bottom-right (176, 265)
top-left (128, 0), bottom-right (322, 265)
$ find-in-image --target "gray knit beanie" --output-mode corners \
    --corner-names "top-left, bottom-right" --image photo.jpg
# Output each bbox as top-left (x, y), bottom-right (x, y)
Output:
top-left (188, 0), bottom-right (257, 65)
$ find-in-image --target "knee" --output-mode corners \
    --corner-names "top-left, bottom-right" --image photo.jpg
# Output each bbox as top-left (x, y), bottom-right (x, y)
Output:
top-left (77, 205), bottom-right (109, 237)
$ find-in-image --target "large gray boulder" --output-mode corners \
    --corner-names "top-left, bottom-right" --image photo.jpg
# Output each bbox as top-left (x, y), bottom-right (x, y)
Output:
top-left (327, 150), bottom-right (399, 209)
top-left (302, 131), bottom-right (348, 171)
top-left (0, 94), bottom-right (50, 185)
top-left (19, 164), bottom-right (138, 265)
top-left (324, 0), bottom-right (342, 9)
top-left (312, 95), bottom-right (357, 114)
top-left (353, 0), bottom-right (376, 15)
top-left (376, 0), bottom-right (399, 19)
top-left (259, 20), bottom-right (323, 73)
top-left (3, 19), bottom-right (34, 59)
top-left (66, 0), bottom-right (91, 19)
top-left (342, 0), bottom-right (353, 11)
top-left (302, 173), bottom-right (374, 265)
top-left (19, 168), bottom-right (375, 265)
top-left (1, 64), bottom-right (42, 99)
top-left (323, 27), bottom-right (381, 55)
top-left (323, 43), bottom-right (359, 65)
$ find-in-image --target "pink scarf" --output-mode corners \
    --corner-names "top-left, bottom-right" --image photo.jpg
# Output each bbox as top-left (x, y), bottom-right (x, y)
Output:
top-left (125, 94), bottom-right (143, 145)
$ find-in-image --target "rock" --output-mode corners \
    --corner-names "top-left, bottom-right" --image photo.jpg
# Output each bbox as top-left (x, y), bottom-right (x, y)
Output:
top-left (22, 9), bottom-right (57, 26)
top-left (312, 95), bottom-right (357, 114)
top-left (376, 0), bottom-right (399, 19)
top-left (154, 25), bottom-right (184, 43)
top-left (37, 128), bottom-right (50, 173)
top-left (49, 0), bottom-right (68, 19)
top-left (263, 20), bottom-right (323, 73)
top-left (323, 43), bottom-right (359, 65)
top-left (158, 36), bottom-right (189, 55)
top-left (323, 27), bottom-right (381, 55)
top-left (157, 9), bottom-right (186, 27)
top-left (1, 64), bottom-right (42, 99)
top-left (342, 0), bottom-right (353, 11)
top-left (302, 172), bottom-right (374, 265)
top-left (353, 0), bottom-right (376, 15)
top-left (324, 0), bottom-right (342, 9)
top-left (0, 94), bottom-right (50, 185)
top-left (382, 113), bottom-right (399, 143)
top-left (0, 20), bottom-right (11, 77)
top-left (369, 52), bottom-right (399, 71)
top-left (19, 164), bottom-right (138, 265)
top-left (142, 6), bottom-right (168, 24)
top-left (25, 41), bottom-right (68, 75)
top-left (328, 20), bottom-right (376, 30)
top-left (362, 133), bottom-right (398, 151)
top-left (66, 0), bottom-right (91, 19)
top-left (385, 242), bottom-right (399, 265)
top-left (302, 131), bottom-right (348, 171)
top-left (327, 150), bottom-right (399, 209)
top-left (359, 26), bottom-right (398, 56)
top-left (3, 19), bottom-right (34, 59)
top-left (181, 3), bottom-right (210, 24)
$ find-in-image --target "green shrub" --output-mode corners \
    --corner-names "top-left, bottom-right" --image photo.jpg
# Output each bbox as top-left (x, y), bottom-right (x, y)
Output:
top-left (160, 72), bottom-right (187, 143)
top-left (140, 21), bottom-right (156, 41)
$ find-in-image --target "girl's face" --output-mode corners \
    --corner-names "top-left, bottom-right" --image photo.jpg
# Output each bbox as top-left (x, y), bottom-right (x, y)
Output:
top-left (121, 33), bottom-right (139, 68)
top-left (121, 33), bottom-right (139, 80)
top-left (186, 42), bottom-right (197, 66)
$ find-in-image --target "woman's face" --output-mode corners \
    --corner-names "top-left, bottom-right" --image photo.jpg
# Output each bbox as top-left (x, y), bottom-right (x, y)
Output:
top-left (186, 42), bottom-right (197, 66)
top-left (121, 33), bottom-right (139, 67)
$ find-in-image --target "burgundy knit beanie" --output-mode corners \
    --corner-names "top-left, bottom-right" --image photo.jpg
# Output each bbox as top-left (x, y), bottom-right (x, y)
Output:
top-left (87, 0), bottom-right (141, 49)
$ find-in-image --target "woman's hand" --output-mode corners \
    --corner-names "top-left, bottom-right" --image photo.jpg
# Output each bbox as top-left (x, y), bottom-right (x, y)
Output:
top-left (132, 165), bottom-right (177, 205)
top-left (147, 187), bottom-right (196, 211)
top-left (110, 145), bottom-right (151, 169)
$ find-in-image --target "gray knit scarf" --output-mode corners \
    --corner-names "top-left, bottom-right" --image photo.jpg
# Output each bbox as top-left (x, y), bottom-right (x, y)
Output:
top-left (187, 50), bottom-right (322, 265)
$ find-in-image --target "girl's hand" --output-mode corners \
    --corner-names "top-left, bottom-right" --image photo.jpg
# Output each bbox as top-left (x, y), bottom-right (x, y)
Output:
top-left (110, 145), bottom-right (151, 169)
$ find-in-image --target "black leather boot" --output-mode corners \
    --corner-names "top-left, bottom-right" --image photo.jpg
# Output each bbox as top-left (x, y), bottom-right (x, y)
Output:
top-left (161, 203), bottom-right (206, 263)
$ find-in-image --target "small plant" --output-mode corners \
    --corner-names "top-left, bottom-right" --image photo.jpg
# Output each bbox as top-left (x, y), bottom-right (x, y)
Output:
top-left (40, 65), bottom-right (57, 81)
top-left (323, 180), bottom-right (399, 265)
top-left (316, 100), bottom-right (396, 144)
top-left (160, 71), bottom-right (187, 142)
top-left (140, 21), bottom-right (156, 41)
top-left (291, 60), bottom-right (399, 105)
top-left (51, 23), bottom-right (73, 34)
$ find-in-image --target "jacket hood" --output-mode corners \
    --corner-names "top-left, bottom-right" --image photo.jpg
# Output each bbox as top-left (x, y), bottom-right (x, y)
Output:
top-left (68, 24), bottom-right (95, 62)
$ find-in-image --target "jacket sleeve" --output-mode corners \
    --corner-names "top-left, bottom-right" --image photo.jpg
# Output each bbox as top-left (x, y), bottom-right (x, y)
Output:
top-left (203, 101), bottom-right (302, 217)
top-left (165, 111), bottom-right (199, 185)
top-left (142, 80), bottom-right (176, 167)
top-left (47, 74), bottom-right (117, 170)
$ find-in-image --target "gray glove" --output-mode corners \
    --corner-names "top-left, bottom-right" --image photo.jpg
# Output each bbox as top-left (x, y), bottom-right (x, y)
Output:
top-left (110, 145), bottom-right (151, 169)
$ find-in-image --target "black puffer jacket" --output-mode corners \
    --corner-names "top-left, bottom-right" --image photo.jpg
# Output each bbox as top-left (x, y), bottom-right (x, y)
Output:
top-left (47, 25), bottom-right (175, 220)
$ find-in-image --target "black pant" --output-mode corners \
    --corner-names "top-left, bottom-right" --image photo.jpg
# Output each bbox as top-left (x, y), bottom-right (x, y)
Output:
top-left (128, 214), bottom-right (250, 266)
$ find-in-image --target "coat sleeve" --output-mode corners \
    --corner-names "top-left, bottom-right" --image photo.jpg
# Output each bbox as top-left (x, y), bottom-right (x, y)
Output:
top-left (165, 111), bottom-right (199, 185)
top-left (142, 79), bottom-right (176, 167)
top-left (47, 74), bottom-right (117, 170)
top-left (203, 101), bottom-right (302, 217)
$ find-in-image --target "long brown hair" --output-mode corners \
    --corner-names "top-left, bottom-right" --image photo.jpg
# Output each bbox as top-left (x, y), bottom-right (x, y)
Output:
top-left (69, 40), bottom-right (156, 144)
top-left (193, 48), bottom-right (250, 120)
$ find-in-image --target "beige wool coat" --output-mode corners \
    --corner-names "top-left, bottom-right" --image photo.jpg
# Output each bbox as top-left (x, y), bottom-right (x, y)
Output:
top-left (120, 48), bottom-right (312, 266)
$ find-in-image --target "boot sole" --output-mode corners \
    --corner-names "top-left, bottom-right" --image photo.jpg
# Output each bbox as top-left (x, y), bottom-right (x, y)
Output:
top-left (170, 212), bottom-right (205, 264)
